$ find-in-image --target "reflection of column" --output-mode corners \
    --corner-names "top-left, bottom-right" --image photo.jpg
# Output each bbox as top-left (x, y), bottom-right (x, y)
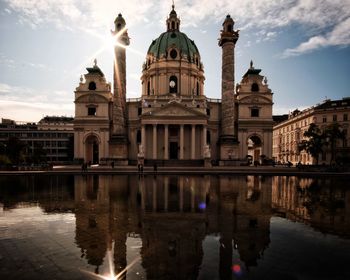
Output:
top-left (191, 177), bottom-right (195, 212)
top-left (203, 125), bottom-right (207, 157)
top-left (180, 124), bottom-right (184, 159)
top-left (153, 124), bottom-right (157, 159)
top-left (191, 125), bottom-right (196, 159)
top-left (139, 177), bottom-right (145, 210)
top-left (179, 177), bottom-right (184, 211)
top-left (152, 177), bottom-right (157, 211)
top-left (164, 176), bottom-right (169, 211)
top-left (164, 124), bottom-right (169, 160)
top-left (141, 125), bottom-right (146, 157)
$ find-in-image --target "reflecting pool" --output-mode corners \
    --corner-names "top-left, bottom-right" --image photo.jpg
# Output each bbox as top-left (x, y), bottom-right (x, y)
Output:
top-left (0, 175), bottom-right (349, 280)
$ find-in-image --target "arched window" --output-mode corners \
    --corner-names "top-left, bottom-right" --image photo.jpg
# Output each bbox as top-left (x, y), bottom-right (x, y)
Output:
top-left (171, 21), bottom-right (175, 30)
top-left (88, 81), bottom-right (96, 90)
top-left (170, 49), bottom-right (177, 59)
top-left (196, 81), bottom-right (200, 96)
top-left (117, 23), bottom-right (121, 30)
top-left (169, 75), bottom-right (178, 94)
top-left (227, 24), bottom-right (232, 32)
top-left (147, 81), bottom-right (151, 96)
top-left (251, 83), bottom-right (259, 92)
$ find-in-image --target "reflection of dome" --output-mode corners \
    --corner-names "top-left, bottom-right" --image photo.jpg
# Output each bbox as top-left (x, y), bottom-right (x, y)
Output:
top-left (147, 31), bottom-right (200, 61)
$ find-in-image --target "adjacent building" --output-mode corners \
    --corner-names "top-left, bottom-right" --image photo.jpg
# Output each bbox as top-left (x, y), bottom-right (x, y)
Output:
top-left (0, 116), bottom-right (74, 163)
top-left (273, 98), bottom-right (350, 165)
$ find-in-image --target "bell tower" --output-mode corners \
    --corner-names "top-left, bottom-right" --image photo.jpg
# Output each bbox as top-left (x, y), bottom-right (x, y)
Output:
top-left (110, 13), bottom-right (130, 164)
top-left (218, 15), bottom-right (240, 162)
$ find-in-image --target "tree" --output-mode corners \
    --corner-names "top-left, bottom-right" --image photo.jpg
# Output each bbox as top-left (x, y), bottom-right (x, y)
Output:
top-left (5, 136), bottom-right (27, 164)
top-left (323, 122), bottom-right (346, 164)
top-left (298, 123), bottom-right (325, 165)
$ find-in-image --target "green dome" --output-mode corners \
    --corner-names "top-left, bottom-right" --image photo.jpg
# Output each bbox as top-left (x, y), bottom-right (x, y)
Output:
top-left (147, 31), bottom-right (200, 61)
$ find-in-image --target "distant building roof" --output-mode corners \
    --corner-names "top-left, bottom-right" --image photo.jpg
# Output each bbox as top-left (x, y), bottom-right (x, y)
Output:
top-left (38, 116), bottom-right (74, 123)
top-left (273, 115), bottom-right (288, 124)
top-left (315, 98), bottom-right (350, 110)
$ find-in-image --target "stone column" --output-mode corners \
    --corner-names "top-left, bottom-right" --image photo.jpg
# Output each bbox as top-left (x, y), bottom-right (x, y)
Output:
top-left (141, 125), bottom-right (146, 155)
top-left (203, 125), bottom-right (207, 156)
top-left (153, 124), bottom-right (157, 159)
top-left (180, 124), bottom-right (184, 159)
top-left (164, 124), bottom-right (169, 160)
top-left (191, 125), bottom-right (196, 159)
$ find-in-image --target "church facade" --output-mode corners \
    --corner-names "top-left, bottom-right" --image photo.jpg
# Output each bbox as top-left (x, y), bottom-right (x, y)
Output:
top-left (73, 6), bottom-right (274, 166)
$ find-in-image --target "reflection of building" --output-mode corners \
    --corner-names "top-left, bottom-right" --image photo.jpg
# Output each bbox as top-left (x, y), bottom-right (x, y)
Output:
top-left (73, 5), bottom-right (274, 165)
top-left (272, 176), bottom-right (350, 237)
top-left (74, 175), bottom-right (110, 274)
top-left (0, 116), bottom-right (74, 163)
top-left (70, 174), bottom-right (274, 278)
top-left (273, 98), bottom-right (350, 165)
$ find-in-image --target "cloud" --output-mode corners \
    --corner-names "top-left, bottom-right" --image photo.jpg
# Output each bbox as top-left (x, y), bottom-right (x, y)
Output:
top-left (0, 83), bottom-right (73, 121)
top-left (4, 0), bottom-right (350, 56)
top-left (0, 53), bottom-right (49, 70)
top-left (282, 17), bottom-right (350, 57)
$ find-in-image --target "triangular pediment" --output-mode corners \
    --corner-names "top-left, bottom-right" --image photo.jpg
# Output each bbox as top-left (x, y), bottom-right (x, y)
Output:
top-left (144, 101), bottom-right (207, 118)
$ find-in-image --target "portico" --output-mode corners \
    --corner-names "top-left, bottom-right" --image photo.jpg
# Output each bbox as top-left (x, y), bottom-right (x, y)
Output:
top-left (140, 122), bottom-right (208, 160)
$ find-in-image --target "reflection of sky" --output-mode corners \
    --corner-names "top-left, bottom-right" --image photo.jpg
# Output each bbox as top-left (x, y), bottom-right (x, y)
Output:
top-left (0, 207), bottom-right (76, 238)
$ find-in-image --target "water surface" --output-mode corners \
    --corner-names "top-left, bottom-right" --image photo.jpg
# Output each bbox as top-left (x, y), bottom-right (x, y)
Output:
top-left (0, 175), bottom-right (349, 279)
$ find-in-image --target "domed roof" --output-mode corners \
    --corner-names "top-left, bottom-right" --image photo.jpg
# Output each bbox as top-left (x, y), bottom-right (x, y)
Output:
top-left (147, 30), bottom-right (200, 61)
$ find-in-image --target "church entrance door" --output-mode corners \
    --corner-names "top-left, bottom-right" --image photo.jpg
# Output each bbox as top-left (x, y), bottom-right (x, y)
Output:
top-left (169, 142), bottom-right (178, 159)
top-left (85, 135), bottom-right (99, 164)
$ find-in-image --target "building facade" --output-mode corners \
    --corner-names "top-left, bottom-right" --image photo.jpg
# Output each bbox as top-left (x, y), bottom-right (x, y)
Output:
top-left (0, 116), bottom-right (74, 163)
top-left (273, 98), bottom-right (350, 165)
top-left (74, 6), bottom-right (274, 165)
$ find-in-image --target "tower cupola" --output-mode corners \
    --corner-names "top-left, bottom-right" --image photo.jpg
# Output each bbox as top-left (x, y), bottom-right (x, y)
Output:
top-left (166, 4), bottom-right (181, 31)
top-left (114, 13), bottom-right (126, 31)
top-left (219, 14), bottom-right (239, 46)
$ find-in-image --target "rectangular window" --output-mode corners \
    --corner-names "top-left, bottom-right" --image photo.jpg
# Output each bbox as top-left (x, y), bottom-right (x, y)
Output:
top-left (251, 108), bottom-right (259, 117)
top-left (344, 114), bottom-right (348, 121)
top-left (323, 116), bottom-right (327, 123)
top-left (333, 115), bottom-right (337, 122)
top-left (88, 107), bottom-right (96, 116)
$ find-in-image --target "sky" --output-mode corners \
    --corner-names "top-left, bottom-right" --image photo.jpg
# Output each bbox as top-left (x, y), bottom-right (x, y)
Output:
top-left (0, 0), bottom-right (349, 122)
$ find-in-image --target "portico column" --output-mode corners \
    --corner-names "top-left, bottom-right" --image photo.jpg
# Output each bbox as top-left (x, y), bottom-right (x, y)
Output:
top-left (153, 124), bottom-right (157, 159)
top-left (164, 124), bottom-right (169, 160)
top-left (180, 124), bottom-right (184, 159)
top-left (203, 125), bottom-right (207, 156)
top-left (191, 125), bottom-right (196, 159)
top-left (141, 125), bottom-right (146, 155)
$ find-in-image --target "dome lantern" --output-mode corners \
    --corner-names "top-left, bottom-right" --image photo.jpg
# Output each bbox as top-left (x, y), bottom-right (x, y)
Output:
top-left (166, 3), bottom-right (180, 31)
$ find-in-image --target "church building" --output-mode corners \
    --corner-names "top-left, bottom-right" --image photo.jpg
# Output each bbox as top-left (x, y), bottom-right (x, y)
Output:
top-left (73, 5), bottom-right (274, 166)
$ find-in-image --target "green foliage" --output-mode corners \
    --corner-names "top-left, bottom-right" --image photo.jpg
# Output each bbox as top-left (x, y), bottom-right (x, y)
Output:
top-left (299, 122), bottom-right (346, 164)
top-left (2, 137), bottom-right (27, 164)
top-left (0, 155), bottom-right (11, 165)
top-left (323, 122), bottom-right (346, 163)
top-left (298, 123), bottom-right (325, 164)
